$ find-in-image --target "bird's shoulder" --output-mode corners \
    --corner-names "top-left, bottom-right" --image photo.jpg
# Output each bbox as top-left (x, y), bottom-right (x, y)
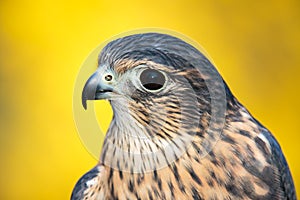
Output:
top-left (230, 104), bottom-right (296, 199)
top-left (257, 125), bottom-right (296, 200)
top-left (223, 101), bottom-right (296, 199)
top-left (71, 165), bottom-right (106, 200)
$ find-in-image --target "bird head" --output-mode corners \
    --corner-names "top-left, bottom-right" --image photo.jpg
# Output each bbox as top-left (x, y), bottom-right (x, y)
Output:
top-left (82, 33), bottom-right (228, 173)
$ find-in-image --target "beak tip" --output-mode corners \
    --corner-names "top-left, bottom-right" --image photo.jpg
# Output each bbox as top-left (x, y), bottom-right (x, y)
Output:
top-left (82, 97), bottom-right (88, 110)
top-left (81, 71), bottom-right (102, 110)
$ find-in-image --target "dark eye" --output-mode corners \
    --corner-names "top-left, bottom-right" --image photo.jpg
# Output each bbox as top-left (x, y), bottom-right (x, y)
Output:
top-left (140, 69), bottom-right (166, 91)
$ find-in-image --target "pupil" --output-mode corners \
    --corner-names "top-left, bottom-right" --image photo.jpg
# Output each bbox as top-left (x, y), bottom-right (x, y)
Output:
top-left (140, 69), bottom-right (165, 90)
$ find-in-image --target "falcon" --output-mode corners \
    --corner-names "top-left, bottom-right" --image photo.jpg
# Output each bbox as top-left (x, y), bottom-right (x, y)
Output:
top-left (71, 33), bottom-right (296, 199)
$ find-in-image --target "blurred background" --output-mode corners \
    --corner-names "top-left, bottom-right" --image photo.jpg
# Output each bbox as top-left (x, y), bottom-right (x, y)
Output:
top-left (0, 0), bottom-right (299, 199)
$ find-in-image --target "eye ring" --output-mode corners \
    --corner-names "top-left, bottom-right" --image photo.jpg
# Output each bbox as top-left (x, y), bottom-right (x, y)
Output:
top-left (139, 68), bottom-right (166, 91)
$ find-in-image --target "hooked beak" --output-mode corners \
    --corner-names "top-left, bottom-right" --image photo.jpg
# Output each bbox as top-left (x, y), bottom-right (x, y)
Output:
top-left (82, 71), bottom-right (114, 110)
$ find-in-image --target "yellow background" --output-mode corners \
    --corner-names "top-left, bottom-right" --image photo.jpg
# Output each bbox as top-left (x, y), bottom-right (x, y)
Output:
top-left (0, 0), bottom-right (299, 199)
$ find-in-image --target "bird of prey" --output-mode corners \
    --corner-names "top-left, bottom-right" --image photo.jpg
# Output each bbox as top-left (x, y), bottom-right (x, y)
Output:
top-left (71, 33), bottom-right (296, 199)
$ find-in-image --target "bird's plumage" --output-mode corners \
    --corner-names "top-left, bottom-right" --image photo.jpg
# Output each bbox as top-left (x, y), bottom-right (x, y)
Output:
top-left (72, 33), bottom-right (296, 199)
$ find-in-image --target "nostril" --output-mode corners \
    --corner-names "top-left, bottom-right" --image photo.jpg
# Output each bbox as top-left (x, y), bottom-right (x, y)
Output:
top-left (105, 74), bottom-right (113, 81)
